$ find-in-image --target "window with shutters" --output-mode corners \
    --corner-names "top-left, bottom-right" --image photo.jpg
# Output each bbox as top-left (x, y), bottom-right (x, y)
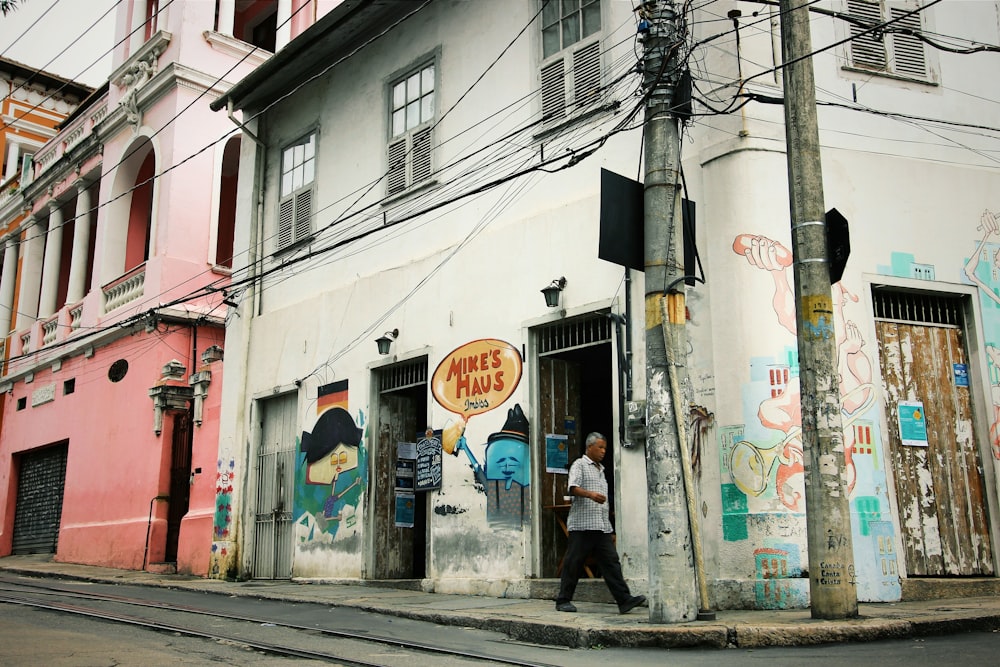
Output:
top-left (846, 0), bottom-right (931, 82)
top-left (277, 132), bottom-right (315, 251)
top-left (539, 0), bottom-right (603, 125)
top-left (387, 62), bottom-right (435, 198)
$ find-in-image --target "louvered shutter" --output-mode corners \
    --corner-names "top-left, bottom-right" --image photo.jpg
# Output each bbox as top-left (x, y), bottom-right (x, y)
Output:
top-left (277, 197), bottom-right (294, 248)
top-left (294, 189), bottom-right (312, 241)
top-left (540, 59), bottom-right (566, 122)
top-left (573, 42), bottom-right (601, 108)
top-left (387, 138), bottom-right (407, 196)
top-left (848, 0), bottom-right (887, 71)
top-left (889, 8), bottom-right (927, 77)
top-left (411, 128), bottom-right (432, 185)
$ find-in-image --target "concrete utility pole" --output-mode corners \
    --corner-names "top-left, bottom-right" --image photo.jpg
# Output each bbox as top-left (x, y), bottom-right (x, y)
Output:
top-left (639, 0), bottom-right (698, 624)
top-left (778, 0), bottom-right (858, 619)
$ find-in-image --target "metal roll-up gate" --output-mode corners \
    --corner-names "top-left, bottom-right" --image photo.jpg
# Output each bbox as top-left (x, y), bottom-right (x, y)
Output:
top-left (12, 443), bottom-right (68, 554)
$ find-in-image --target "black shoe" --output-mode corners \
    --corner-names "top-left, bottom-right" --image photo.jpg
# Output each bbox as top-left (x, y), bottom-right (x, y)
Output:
top-left (618, 595), bottom-right (646, 614)
top-left (556, 601), bottom-right (577, 612)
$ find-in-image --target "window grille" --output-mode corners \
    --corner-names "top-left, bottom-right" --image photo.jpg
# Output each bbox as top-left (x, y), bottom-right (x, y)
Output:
top-left (538, 312), bottom-right (612, 356)
top-left (379, 357), bottom-right (428, 393)
top-left (872, 289), bottom-right (962, 327)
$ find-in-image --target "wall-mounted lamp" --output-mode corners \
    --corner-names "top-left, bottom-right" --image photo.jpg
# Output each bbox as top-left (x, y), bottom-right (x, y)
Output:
top-left (375, 328), bottom-right (399, 355)
top-left (541, 277), bottom-right (567, 308)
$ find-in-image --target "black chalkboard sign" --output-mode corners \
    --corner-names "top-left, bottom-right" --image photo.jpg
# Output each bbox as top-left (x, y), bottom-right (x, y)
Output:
top-left (415, 434), bottom-right (443, 491)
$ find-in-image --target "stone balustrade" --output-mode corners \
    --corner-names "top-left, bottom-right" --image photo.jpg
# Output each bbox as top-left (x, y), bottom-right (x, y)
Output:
top-left (103, 267), bottom-right (146, 313)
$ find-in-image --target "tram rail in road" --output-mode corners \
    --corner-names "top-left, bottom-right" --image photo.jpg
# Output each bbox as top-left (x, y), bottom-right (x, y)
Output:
top-left (0, 574), bottom-right (563, 667)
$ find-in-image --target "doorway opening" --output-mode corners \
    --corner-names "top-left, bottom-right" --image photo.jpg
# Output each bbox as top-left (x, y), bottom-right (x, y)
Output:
top-left (534, 313), bottom-right (614, 578)
top-left (250, 392), bottom-right (297, 579)
top-left (12, 442), bottom-right (68, 555)
top-left (164, 411), bottom-right (193, 565)
top-left (873, 287), bottom-right (994, 576)
top-left (371, 357), bottom-right (429, 579)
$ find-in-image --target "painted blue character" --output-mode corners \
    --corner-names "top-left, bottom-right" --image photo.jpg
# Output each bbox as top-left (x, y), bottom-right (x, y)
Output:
top-left (452, 404), bottom-right (531, 527)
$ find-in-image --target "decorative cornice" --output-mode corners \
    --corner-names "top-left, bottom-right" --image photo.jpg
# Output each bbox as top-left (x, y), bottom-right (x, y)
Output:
top-left (202, 30), bottom-right (271, 67)
top-left (112, 31), bottom-right (173, 128)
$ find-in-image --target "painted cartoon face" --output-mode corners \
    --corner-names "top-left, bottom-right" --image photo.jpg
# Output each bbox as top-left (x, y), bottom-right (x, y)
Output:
top-left (485, 437), bottom-right (529, 489)
top-left (306, 442), bottom-right (359, 485)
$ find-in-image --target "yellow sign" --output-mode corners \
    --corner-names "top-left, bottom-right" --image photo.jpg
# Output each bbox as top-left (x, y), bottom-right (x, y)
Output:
top-left (432, 339), bottom-right (522, 417)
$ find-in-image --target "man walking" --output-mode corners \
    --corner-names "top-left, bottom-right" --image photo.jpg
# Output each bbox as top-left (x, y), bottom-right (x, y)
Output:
top-left (555, 432), bottom-right (646, 614)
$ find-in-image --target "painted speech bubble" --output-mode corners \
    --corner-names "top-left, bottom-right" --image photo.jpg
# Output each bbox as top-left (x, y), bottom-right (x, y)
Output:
top-left (431, 339), bottom-right (522, 418)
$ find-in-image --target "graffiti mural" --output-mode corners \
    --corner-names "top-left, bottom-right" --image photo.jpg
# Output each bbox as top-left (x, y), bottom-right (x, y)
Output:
top-left (729, 233), bottom-right (900, 603)
top-left (963, 209), bottom-right (1000, 460)
top-left (209, 458), bottom-right (236, 577)
top-left (431, 339), bottom-right (528, 527)
top-left (213, 458), bottom-right (235, 540)
top-left (294, 380), bottom-right (367, 546)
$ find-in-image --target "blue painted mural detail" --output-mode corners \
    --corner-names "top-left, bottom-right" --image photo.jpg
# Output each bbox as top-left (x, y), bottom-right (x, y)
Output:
top-left (448, 404), bottom-right (531, 527)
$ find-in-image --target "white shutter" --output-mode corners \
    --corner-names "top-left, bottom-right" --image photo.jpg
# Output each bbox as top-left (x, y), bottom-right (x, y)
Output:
top-left (848, 0), bottom-right (887, 71)
top-left (387, 138), bottom-right (407, 196)
top-left (889, 8), bottom-right (927, 78)
top-left (294, 189), bottom-right (312, 241)
top-left (572, 41), bottom-right (601, 108)
top-left (277, 197), bottom-right (294, 248)
top-left (411, 128), bottom-right (432, 185)
top-left (540, 59), bottom-right (566, 122)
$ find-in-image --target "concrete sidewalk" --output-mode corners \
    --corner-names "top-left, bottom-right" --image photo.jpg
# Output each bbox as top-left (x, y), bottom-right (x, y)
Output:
top-left (2, 554), bottom-right (999, 649)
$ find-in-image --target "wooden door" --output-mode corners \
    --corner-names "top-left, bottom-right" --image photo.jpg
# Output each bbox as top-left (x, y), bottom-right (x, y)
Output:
top-left (165, 412), bottom-right (192, 564)
top-left (876, 320), bottom-right (994, 576)
top-left (372, 393), bottom-right (417, 578)
top-left (538, 356), bottom-right (582, 577)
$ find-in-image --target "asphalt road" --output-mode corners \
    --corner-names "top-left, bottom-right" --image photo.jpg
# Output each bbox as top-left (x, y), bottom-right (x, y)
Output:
top-left (2, 575), bottom-right (999, 666)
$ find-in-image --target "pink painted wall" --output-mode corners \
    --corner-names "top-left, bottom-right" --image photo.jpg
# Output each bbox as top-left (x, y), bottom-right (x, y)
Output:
top-left (0, 325), bottom-right (224, 572)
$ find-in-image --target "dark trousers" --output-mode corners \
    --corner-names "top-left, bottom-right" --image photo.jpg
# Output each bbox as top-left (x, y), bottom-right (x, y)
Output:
top-left (556, 530), bottom-right (631, 605)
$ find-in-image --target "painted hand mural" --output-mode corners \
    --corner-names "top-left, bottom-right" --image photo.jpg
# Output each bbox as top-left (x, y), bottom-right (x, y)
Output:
top-left (963, 209), bottom-right (1000, 460)
top-left (731, 233), bottom-right (900, 604)
top-left (732, 234), bottom-right (874, 510)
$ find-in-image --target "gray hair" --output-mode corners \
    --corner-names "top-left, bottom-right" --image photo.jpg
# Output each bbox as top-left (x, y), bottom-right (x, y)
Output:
top-left (585, 432), bottom-right (606, 447)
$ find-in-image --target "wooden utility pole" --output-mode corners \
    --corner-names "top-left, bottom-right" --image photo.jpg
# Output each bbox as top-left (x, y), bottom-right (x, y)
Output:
top-left (640, 0), bottom-right (698, 624)
top-left (778, 0), bottom-right (858, 619)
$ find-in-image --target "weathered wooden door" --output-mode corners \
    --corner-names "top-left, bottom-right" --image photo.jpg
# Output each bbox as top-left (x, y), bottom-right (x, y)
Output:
top-left (538, 356), bottom-right (582, 577)
top-left (251, 393), bottom-right (297, 579)
top-left (876, 318), bottom-right (994, 576)
top-left (165, 412), bottom-right (192, 564)
top-left (373, 392), bottom-right (418, 579)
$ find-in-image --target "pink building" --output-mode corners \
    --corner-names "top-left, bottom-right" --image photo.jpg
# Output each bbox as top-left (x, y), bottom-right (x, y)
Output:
top-left (0, 1), bottom-right (330, 576)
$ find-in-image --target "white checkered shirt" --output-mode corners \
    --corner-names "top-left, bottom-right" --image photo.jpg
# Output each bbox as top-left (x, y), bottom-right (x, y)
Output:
top-left (566, 454), bottom-right (612, 533)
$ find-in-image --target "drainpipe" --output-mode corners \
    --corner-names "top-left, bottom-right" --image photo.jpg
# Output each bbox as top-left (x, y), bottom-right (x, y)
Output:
top-left (225, 100), bottom-right (266, 318)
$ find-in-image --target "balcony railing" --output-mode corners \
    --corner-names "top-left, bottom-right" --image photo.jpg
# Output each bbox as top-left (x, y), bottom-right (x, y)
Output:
top-left (41, 316), bottom-right (59, 347)
top-left (20, 330), bottom-right (30, 355)
top-left (69, 303), bottom-right (84, 331)
top-left (34, 98), bottom-right (109, 179)
top-left (103, 266), bottom-right (146, 313)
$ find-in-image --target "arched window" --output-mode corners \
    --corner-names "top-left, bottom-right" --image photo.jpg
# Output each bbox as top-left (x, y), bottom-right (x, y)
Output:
top-left (215, 136), bottom-right (240, 268)
top-left (125, 151), bottom-right (155, 270)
